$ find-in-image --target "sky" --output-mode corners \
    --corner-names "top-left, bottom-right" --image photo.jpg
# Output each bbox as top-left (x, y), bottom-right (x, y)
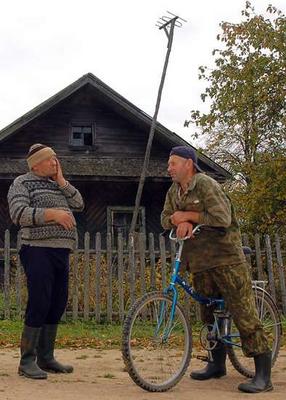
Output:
top-left (0, 0), bottom-right (285, 145)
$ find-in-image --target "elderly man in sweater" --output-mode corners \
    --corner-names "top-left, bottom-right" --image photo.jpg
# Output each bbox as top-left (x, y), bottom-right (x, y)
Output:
top-left (8, 143), bottom-right (84, 379)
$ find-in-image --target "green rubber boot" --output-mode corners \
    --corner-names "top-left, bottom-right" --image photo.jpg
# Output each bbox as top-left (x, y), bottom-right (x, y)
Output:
top-left (37, 324), bottom-right (73, 374)
top-left (238, 351), bottom-right (273, 393)
top-left (18, 325), bottom-right (48, 379)
top-left (190, 345), bottom-right (227, 380)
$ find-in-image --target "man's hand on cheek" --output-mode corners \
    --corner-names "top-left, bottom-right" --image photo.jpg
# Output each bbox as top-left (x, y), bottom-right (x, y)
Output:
top-left (52, 158), bottom-right (67, 187)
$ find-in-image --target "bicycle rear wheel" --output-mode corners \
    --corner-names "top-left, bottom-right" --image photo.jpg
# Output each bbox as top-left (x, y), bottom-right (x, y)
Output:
top-left (227, 286), bottom-right (282, 378)
top-left (122, 291), bottom-right (192, 392)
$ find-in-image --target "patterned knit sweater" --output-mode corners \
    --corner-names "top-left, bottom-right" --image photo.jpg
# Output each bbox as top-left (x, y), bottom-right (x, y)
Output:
top-left (7, 172), bottom-right (84, 249)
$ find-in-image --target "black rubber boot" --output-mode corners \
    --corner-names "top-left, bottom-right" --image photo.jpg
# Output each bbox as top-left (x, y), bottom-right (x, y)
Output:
top-left (238, 351), bottom-right (273, 393)
top-left (37, 324), bottom-right (73, 374)
top-left (18, 325), bottom-right (48, 379)
top-left (191, 345), bottom-right (227, 380)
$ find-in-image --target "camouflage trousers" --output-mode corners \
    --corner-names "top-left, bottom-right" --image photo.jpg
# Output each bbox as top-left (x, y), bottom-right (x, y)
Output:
top-left (192, 262), bottom-right (270, 357)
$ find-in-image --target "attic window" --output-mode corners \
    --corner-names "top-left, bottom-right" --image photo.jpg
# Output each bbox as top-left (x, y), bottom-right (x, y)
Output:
top-left (70, 125), bottom-right (95, 146)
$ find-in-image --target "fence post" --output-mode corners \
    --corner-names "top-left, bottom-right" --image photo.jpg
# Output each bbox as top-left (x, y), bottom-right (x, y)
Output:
top-left (95, 232), bottom-right (101, 323)
top-left (159, 234), bottom-right (167, 289)
top-left (242, 233), bottom-right (252, 267)
top-left (275, 233), bottom-right (286, 315)
top-left (72, 233), bottom-right (79, 321)
top-left (265, 235), bottom-right (276, 303)
top-left (16, 232), bottom-right (22, 318)
top-left (254, 234), bottom-right (264, 280)
top-left (4, 229), bottom-right (10, 319)
top-left (170, 239), bottom-right (176, 268)
top-left (118, 233), bottom-right (124, 323)
top-left (106, 232), bottom-right (113, 323)
top-left (139, 233), bottom-right (146, 296)
top-left (149, 233), bottom-right (156, 290)
top-left (128, 233), bottom-right (136, 306)
top-left (83, 232), bottom-right (90, 321)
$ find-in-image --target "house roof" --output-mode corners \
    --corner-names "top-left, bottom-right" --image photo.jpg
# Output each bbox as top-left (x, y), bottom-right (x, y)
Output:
top-left (0, 72), bottom-right (231, 181)
top-left (0, 157), bottom-right (226, 182)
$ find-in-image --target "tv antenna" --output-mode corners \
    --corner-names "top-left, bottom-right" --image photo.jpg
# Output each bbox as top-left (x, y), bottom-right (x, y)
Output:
top-left (130, 12), bottom-right (187, 234)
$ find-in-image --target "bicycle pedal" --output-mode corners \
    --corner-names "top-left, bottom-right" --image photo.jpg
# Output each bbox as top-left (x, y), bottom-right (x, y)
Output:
top-left (196, 355), bottom-right (210, 363)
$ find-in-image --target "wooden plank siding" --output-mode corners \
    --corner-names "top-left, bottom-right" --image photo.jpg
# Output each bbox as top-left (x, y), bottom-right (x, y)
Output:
top-left (0, 85), bottom-right (166, 159)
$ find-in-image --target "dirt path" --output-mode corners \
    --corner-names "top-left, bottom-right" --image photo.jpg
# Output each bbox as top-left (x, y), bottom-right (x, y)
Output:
top-left (0, 349), bottom-right (285, 400)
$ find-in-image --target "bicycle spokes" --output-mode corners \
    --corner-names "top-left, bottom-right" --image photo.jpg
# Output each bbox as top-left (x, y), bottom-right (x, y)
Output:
top-left (122, 292), bottom-right (191, 391)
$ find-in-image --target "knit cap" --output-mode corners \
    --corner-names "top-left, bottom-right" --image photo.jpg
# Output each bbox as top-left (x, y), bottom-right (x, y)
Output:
top-left (27, 144), bottom-right (56, 170)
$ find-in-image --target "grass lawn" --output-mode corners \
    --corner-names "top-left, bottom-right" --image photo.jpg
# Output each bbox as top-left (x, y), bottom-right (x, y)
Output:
top-left (0, 319), bottom-right (125, 349)
top-left (0, 319), bottom-right (205, 349)
top-left (0, 318), bottom-right (285, 350)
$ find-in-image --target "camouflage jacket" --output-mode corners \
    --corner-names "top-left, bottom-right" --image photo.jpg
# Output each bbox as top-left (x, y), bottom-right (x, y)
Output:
top-left (161, 173), bottom-right (246, 272)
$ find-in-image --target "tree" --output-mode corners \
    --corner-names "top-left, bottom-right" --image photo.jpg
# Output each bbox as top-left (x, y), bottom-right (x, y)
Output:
top-left (185, 1), bottom-right (286, 233)
top-left (227, 152), bottom-right (286, 233)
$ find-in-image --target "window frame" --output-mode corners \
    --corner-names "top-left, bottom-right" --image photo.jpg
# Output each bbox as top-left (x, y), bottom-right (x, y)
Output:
top-left (107, 206), bottom-right (146, 240)
top-left (69, 122), bottom-right (96, 148)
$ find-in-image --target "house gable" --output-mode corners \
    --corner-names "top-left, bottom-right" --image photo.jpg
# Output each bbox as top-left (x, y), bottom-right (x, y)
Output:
top-left (0, 73), bottom-right (231, 181)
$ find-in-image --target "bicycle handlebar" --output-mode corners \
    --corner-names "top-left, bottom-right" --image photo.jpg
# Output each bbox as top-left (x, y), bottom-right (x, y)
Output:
top-left (169, 224), bottom-right (205, 242)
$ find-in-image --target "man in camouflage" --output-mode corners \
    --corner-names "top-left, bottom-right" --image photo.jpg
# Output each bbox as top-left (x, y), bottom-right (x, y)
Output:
top-left (161, 146), bottom-right (272, 393)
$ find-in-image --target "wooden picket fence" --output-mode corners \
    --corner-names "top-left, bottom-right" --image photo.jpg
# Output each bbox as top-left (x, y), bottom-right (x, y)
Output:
top-left (0, 230), bottom-right (286, 322)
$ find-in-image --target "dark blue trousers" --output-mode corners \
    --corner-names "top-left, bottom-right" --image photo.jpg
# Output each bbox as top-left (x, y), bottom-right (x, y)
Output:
top-left (19, 245), bottom-right (70, 327)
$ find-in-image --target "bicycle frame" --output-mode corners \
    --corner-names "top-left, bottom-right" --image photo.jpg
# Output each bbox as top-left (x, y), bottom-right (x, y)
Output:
top-left (158, 227), bottom-right (240, 347)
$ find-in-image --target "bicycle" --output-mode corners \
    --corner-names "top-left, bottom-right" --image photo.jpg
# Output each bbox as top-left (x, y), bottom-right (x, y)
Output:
top-left (121, 225), bottom-right (282, 392)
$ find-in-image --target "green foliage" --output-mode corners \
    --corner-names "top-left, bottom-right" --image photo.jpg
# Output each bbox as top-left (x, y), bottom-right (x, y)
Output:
top-left (226, 153), bottom-right (286, 233)
top-left (185, 1), bottom-right (286, 233)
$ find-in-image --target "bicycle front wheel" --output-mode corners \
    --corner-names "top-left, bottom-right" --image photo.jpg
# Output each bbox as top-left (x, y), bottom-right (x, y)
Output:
top-left (227, 286), bottom-right (282, 378)
top-left (122, 291), bottom-right (192, 392)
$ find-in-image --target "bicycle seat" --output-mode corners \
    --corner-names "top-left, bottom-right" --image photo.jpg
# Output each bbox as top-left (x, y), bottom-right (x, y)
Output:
top-left (242, 246), bottom-right (252, 255)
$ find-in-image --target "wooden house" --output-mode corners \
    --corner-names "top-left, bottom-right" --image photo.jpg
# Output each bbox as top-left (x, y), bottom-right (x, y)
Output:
top-left (0, 73), bottom-right (231, 247)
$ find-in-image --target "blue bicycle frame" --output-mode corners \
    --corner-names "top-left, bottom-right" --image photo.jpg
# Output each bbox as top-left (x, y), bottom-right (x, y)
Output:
top-left (157, 226), bottom-right (241, 347)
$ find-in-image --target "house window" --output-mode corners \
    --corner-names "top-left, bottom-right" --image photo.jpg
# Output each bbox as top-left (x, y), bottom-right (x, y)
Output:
top-left (70, 124), bottom-right (95, 146)
top-left (107, 206), bottom-right (146, 243)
